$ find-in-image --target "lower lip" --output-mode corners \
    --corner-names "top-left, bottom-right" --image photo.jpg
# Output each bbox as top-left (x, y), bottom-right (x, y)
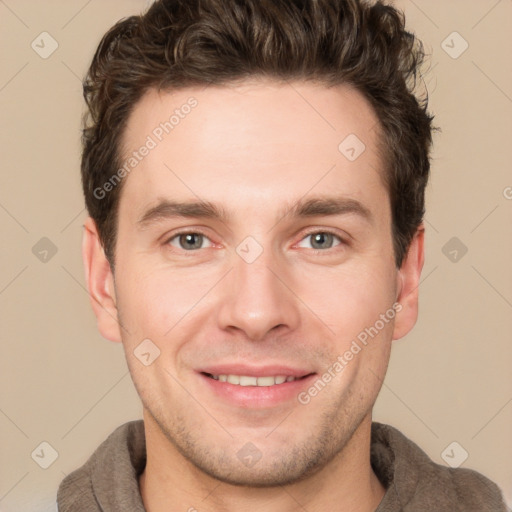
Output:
top-left (198, 372), bottom-right (317, 408)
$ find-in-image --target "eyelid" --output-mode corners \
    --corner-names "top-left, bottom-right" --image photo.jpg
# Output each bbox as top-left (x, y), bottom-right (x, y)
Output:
top-left (294, 228), bottom-right (349, 248)
top-left (164, 228), bottom-right (215, 248)
top-left (162, 227), bottom-right (349, 252)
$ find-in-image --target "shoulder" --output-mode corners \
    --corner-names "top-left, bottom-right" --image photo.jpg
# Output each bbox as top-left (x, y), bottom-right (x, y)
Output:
top-left (57, 420), bottom-right (146, 511)
top-left (371, 422), bottom-right (507, 512)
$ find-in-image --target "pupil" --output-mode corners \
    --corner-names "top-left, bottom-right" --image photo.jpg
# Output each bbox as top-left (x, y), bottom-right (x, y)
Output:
top-left (312, 233), bottom-right (332, 249)
top-left (180, 233), bottom-right (202, 250)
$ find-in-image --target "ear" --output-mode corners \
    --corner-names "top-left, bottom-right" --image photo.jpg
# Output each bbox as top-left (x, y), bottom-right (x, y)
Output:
top-left (392, 224), bottom-right (425, 341)
top-left (82, 217), bottom-right (122, 343)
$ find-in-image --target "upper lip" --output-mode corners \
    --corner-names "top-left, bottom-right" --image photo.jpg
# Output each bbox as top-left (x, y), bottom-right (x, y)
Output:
top-left (197, 364), bottom-right (315, 378)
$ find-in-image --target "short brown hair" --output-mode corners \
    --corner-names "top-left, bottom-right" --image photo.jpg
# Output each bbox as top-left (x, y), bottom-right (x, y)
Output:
top-left (81, 0), bottom-right (436, 268)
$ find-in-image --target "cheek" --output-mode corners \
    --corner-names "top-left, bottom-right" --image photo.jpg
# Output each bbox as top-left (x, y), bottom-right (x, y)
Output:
top-left (296, 261), bottom-right (396, 340)
top-left (115, 262), bottom-right (219, 341)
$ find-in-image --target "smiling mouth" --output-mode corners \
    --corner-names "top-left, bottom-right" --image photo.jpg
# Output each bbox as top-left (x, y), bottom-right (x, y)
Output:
top-left (201, 372), bottom-right (314, 387)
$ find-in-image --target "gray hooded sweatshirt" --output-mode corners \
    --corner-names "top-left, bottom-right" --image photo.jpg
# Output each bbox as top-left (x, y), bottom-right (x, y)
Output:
top-left (57, 420), bottom-right (507, 511)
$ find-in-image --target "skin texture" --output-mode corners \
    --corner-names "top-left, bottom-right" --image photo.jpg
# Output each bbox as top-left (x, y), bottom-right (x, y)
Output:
top-left (83, 80), bottom-right (424, 512)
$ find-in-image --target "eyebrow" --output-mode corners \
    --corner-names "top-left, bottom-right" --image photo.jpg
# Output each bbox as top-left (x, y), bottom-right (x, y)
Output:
top-left (136, 195), bottom-right (373, 228)
top-left (137, 200), bottom-right (229, 227)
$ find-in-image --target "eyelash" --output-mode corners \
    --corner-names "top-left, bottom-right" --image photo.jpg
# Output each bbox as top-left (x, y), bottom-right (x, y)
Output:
top-left (164, 228), bottom-right (348, 254)
top-left (298, 229), bottom-right (347, 252)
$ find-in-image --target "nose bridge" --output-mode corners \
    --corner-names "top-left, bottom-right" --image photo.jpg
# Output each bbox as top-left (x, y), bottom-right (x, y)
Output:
top-left (217, 240), bottom-right (300, 340)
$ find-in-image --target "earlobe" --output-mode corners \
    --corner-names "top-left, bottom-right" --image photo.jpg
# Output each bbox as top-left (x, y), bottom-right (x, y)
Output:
top-left (392, 225), bottom-right (425, 341)
top-left (82, 217), bottom-right (122, 343)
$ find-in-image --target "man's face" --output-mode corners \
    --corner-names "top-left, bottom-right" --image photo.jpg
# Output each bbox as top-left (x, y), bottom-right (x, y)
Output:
top-left (88, 80), bottom-right (421, 486)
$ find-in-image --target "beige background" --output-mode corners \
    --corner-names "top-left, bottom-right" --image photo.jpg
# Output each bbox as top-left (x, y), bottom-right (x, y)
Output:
top-left (0, 0), bottom-right (511, 510)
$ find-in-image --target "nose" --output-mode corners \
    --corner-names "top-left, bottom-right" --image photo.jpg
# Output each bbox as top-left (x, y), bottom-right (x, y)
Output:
top-left (216, 246), bottom-right (301, 341)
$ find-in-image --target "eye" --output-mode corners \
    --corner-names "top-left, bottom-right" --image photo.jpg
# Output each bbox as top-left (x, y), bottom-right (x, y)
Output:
top-left (167, 232), bottom-right (213, 251)
top-left (297, 231), bottom-right (343, 250)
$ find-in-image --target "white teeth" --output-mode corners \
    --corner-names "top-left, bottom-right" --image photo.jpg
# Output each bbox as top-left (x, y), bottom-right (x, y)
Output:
top-left (239, 376), bottom-right (258, 386)
top-left (227, 375), bottom-right (240, 385)
top-left (210, 374), bottom-right (297, 386)
top-left (257, 376), bottom-right (276, 386)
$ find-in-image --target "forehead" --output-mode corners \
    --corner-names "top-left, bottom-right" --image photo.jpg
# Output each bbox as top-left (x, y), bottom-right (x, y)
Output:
top-left (118, 80), bottom-right (387, 222)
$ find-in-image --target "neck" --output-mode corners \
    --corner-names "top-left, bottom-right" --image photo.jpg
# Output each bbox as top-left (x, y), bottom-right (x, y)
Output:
top-left (139, 411), bottom-right (386, 512)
